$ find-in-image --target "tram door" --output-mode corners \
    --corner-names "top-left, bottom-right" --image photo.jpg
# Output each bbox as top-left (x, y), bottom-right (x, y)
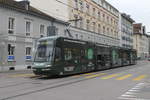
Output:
top-left (96, 46), bottom-right (111, 70)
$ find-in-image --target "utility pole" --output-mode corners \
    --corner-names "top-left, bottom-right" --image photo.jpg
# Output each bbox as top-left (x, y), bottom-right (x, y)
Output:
top-left (67, 18), bottom-right (82, 38)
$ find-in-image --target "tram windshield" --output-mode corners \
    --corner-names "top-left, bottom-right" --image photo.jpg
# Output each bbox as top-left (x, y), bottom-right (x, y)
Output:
top-left (34, 39), bottom-right (54, 63)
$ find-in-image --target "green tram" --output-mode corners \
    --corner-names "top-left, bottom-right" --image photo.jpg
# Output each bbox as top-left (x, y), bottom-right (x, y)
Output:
top-left (32, 36), bottom-right (137, 76)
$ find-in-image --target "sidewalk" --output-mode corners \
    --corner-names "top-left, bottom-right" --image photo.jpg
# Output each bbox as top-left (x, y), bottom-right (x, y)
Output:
top-left (0, 60), bottom-right (148, 73)
top-left (0, 69), bottom-right (32, 74)
top-left (0, 65), bottom-right (32, 73)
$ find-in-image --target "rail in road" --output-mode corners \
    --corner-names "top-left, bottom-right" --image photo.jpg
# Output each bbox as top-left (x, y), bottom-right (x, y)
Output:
top-left (0, 60), bottom-right (149, 100)
top-left (0, 71), bottom-right (149, 100)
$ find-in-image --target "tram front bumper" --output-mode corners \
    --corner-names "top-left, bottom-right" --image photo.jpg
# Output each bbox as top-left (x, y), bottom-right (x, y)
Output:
top-left (32, 68), bottom-right (58, 76)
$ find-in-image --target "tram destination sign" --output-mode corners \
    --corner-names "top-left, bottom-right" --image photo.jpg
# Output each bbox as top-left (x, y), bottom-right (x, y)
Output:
top-left (64, 39), bottom-right (86, 44)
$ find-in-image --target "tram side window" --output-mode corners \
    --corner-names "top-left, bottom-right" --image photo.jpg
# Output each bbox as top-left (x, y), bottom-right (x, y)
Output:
top-left (55, 47), bottom-right (61, 62)
top-left (81, 49), bottom-right (86, 58)
top-left (64, 48), bottom-right (72, 61)
top-left (72, 48), bottom-right (80, 59)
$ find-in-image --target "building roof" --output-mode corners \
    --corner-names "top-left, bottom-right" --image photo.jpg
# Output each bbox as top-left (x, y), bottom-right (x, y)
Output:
top-left (133, 23), bottom-right (149, 37)
top-left (0, 0), bottom-right (68, 24)
top-left (91, 0), bottom-right (119, 17)
top-left (121, 13), bottom-right (135, 23)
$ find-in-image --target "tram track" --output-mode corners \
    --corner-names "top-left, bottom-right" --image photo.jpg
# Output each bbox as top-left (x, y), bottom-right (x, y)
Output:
top-left (0, 75), bottom-right (43, 89)
top-left (0, 61), bottom-right (147, 100)
top-left (0, 61), bottom-right (143, 90)
top-left (0, 74), bottom-right (97, 100)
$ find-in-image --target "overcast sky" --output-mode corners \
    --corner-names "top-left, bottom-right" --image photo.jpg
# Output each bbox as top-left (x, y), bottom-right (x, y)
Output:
top-left (16, 0), bottom-right (150, 33)
top-left (107, 0), bottom-right (150, 33)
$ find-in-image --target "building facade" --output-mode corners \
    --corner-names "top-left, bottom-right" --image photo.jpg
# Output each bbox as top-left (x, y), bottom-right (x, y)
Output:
top-left (133, 23), bottom-right (149, 59)
top-left (149, 36), bottom-right (150, 56)
top-left (119, 13), bottom-right (134, 49)
top-left (30, 0), bottom-right (120, 46)
top-left (0, 0), bottom-right (67, 71)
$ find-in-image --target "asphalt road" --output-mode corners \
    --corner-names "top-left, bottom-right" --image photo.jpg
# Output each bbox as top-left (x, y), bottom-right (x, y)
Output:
top-left (0, 61), bottom-right (150, 100)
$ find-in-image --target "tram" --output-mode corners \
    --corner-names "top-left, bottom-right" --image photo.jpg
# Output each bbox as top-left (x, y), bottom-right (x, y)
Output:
top-left (32, 36), bottom-right (137, 76)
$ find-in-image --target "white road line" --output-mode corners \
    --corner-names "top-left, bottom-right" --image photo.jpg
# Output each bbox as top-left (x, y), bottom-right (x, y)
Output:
top-left (134, 85), bottom-right (143, 88)
top-left (118, 97), bottom-right (137, 100)
top-left (118, 83), bottom-right (147, 100)
top-left (121, 94), bottom-right (136, 98)
top-left (137, 83), bottom-right (145, 86)
top-left (128, 89), bottom-right (139, 92)
top-left (131, 87), bottom-right (141, 90)
top-left (125, 92), bottom-right (137, 95)
top-left (118, 97), bottom-right (149, 100)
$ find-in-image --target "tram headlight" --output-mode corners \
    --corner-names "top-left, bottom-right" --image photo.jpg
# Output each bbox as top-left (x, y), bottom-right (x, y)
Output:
top-left (32, 69), bottom-right (36, 71)
top-left (45, 64), bottom-right (51, 68)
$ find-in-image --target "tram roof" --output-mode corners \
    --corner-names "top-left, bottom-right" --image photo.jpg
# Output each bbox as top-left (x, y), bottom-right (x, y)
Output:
top-left (38, 36), bottom-right (136, 51)
top-left (38, 36), bottom-right (60, 41)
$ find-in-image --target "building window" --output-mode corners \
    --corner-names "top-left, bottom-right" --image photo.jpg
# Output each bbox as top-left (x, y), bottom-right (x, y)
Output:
top-left (26, 47), bottom-right (31, 55)
top-left (80, 35), bottom-right (83, 39)
top-left (8, 17), bottom-right (15, 34)
top-left (111, 18), bottom-right (113, 24)
top-left (26, 21), bottom-right (31, 36)
top-left (8, 44), bottom-right (15, 55)
top-left (107, 28), bottom-right (109, 35)
top-left (74, 0), bottom-right (78, 9)
top-left (98, 24), bottom-right (101, 33)
top-left (75, 34), bottom-right (78, 39)
top-left (79, 0), bottom-right (83, 11)
top-left (98, 12), bottom-right (101, 20)
top-left (74, 14), bottom-right (78, 27)
top-left (93, 8), bottom-right (96, 16)
top-left (86, 3), bottom-right (90, 14)
top-left (86, 19), bottom-right (90, 30)
top-left (92, 22), bottom-right (96, 32)
top-left (103, 14), bottom-right (105, 21)
top-left (103, 26), bottom-right (105, 34)
top-left (79, 17), bottom-right (83, 28)
top-left (40, 25), bottom-right (45, 34)
top-left (107, 16), bottom-right (109, 23)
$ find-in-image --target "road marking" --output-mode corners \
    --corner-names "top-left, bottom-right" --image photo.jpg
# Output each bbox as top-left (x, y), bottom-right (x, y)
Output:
top-left (121, 94), bottom-right (136, 98)
top-left (72, 72), bottom-right (96, 78)
top-left (101, 74), bottom-right (120, 79)
top-left (128, 89), bottom-right (139, 92)
top-left (118, 83), bottom-right (147, 100)
top-left (84, 73), bottom-right (96, 76)
top-left (72, 75), bottom-right (82, 78)
top-left (118, 97), bottom-right (137, 100)
top-left (85, 73), bottom-right (106, 79)
top-left (131, 87), bottom-right (141, 90)
top-left (116, 74), bottom-right (132, 80)
top-left (133, 75), bottom-right (147, 81)
top-left (118, 97), bottom-right (149, 100)
top-left (125, 92), bottom-right (137, 95)
top-left (10, 73), bottom-right (36, 78)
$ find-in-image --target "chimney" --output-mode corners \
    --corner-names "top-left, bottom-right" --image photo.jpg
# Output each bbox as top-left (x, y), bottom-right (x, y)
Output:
top-left (19, 0), bottom-right (30, 10)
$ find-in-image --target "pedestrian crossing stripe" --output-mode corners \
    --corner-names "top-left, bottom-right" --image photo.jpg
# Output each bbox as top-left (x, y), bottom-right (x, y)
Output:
top-left (83, 72), bottom-right (97, 76)
top-left (72, 72), bottom-right (96, 78)
top-left (101, 74), bottom-right (121, 79)
top-left (8, 73), bottom-right (148, 81)
top-left (133, 75), bottom-right (147, 81)
top-left (85, 73), bottom-right (106, 78)
top-left (10, 73), bottom-right (36, 78)
top-left (116, 74), bottom-right (132, 80)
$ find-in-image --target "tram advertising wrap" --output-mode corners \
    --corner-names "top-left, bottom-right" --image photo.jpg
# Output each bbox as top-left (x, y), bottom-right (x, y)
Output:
top-left (32, 36), bottom-right (137, 76)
